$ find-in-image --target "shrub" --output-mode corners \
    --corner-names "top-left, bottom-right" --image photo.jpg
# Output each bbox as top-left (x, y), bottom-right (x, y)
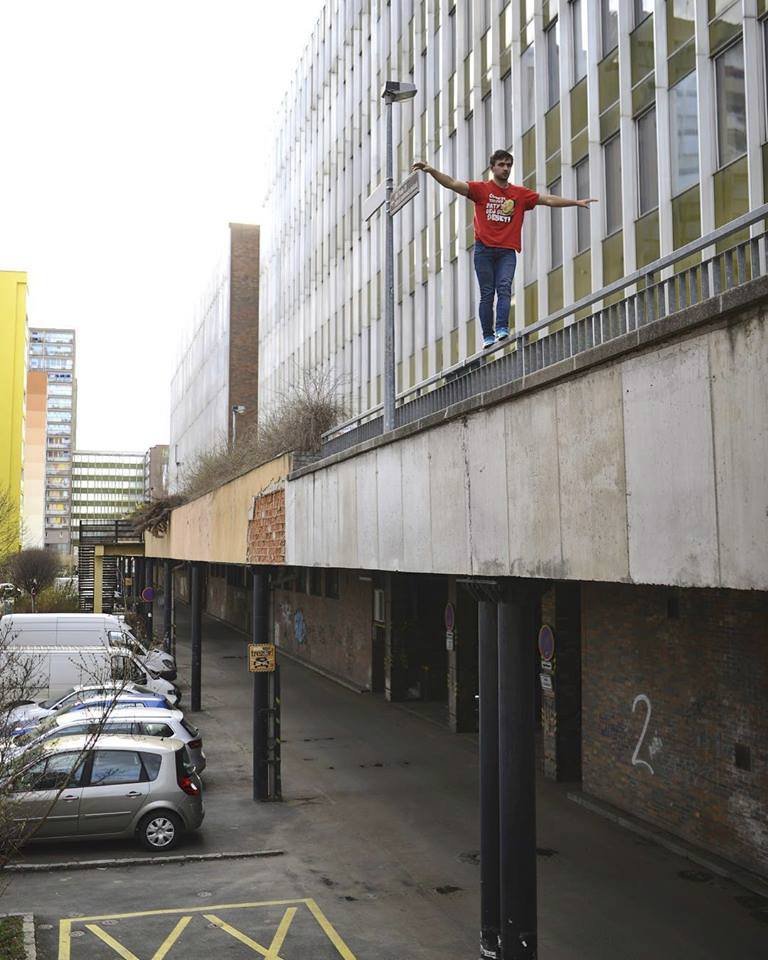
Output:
top-left (12, 584), bottom-right (79, 613)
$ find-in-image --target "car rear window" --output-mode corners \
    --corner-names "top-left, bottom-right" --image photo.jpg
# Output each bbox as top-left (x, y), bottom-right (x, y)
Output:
top-left (174, 746), bottom-right (195, 779)
top-left (140, 752), bottom-right (162, 781)
top-left (142, 722), bottom-right (174, 738)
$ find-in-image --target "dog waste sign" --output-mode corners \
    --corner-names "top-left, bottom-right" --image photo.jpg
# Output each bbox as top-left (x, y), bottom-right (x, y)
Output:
top-left (248, 643), bottom-right (276, 673)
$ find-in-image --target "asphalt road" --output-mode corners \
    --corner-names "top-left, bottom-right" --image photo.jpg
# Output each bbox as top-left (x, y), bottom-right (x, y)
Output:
top-left (2, 605), bottom-right (767, 959)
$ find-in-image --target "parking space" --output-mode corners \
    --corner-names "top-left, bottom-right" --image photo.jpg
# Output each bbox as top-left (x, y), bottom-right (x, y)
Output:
top-left (58, 898), bottom-right (357, 960)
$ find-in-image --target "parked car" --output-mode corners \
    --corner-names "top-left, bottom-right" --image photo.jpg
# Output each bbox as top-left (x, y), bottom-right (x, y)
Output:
top-left (5, 734), bottom-right (203, 850)
top-left (4, 682), bottom-right (174, 735)
top-left (7, 707), bottom-right (206, 773)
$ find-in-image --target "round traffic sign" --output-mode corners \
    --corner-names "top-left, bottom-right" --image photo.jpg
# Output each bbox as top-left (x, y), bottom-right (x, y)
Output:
top-left (538, 624), bottom-right (555, 661)
top-left (141, 587), bottom-right (156, 602)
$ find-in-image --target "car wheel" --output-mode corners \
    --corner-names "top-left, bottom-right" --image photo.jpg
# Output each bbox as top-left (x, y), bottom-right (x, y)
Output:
top-left (138, 811), bottom-right (183, 851)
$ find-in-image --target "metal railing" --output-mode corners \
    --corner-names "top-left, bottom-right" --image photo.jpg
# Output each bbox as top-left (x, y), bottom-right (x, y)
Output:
top-left (320, 205), bottom-right (768, 459)
top-left (78, 519), bottom-right (142, 543)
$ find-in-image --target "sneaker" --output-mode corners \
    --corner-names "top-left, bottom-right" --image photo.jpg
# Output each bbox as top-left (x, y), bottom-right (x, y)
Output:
top-left (496, 327), bottom-right (509, 340)
top-left (483, 335), bottom-right (496, 348)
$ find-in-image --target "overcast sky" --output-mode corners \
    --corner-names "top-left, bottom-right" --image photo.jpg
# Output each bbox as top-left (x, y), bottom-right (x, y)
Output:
top-left (0, 0), bottom-right (324, 451)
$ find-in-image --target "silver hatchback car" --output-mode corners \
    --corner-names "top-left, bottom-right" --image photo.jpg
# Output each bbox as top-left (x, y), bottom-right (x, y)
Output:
top-left (6, 735), bottom-right (204, 851)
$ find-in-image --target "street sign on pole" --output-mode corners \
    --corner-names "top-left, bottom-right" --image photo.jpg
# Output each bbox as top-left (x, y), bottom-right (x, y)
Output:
top-left (389, 171), bottom-right (420, 215)
top-left (141, 586), bottom-right (155, 602)
top-left (249, 642), bottom-right (276, 673)
top-left (363, 182), bottom-right (387, 221)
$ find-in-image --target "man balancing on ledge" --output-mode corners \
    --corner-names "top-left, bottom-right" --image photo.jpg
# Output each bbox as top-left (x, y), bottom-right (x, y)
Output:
top-left (413, 150), bottom-right (597, 348)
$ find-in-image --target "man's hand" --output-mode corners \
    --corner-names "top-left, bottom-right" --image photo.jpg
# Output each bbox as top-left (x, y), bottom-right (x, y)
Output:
top-left (412, 160), bottom-right (433, 174)
top-left (575, 198), bottom-right (599, 208)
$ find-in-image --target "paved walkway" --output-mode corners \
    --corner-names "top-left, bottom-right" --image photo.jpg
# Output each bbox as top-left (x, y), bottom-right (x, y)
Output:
top-left (2, 605), bottom-right (767, 959)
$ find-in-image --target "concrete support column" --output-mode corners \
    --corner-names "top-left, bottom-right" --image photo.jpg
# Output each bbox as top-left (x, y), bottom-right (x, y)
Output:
top-left (478, 599), bottom-right (500, 959)
top-left (540, 583), bottom-right (582, 782)
top-left (385, 573), bottom-right (409, 701)
top-left (190, 562), bottom-right (203, 712)
top-left (251, 566), bottom-right (270, 801)
top-left (163, 559), bottom-right (173, 654)
top-left (144, 557), bottom-right (154, 642)
top-left (497, 585), bottom-right (538, 960)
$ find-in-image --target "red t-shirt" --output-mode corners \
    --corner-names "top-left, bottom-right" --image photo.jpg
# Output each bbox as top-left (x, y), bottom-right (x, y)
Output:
top-left (466, 181), bottom-right (540, 251)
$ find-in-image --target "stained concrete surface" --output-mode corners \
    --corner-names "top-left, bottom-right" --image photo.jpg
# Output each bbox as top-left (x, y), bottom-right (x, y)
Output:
top-left (2, 605), bottom-right (767, 959)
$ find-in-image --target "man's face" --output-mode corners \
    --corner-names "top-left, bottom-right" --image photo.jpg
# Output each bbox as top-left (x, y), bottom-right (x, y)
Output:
top-left (492, 158), bottom-right (513, 181)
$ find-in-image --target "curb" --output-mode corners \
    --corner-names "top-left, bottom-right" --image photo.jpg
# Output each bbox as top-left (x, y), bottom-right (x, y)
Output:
top-left (23, 914), bottom-right (36, 960)
top-left (568, 791), bottom-right (768, 898)
top-left (3, 849), bottom-right (284, 874)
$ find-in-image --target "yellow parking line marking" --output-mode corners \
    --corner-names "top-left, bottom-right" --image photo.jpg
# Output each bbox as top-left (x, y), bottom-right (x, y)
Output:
top-left (305, 899), bottom-right (358, 960)
top-left (84, 924), bottom-right (140, 960)
top-left (267, 907), bottom-right (297, 957)
top-left (63, 898), bottom-right (311, 924)
top-left (151, 916), bottom-right (192, 960)
top-left (58, 919), bottom-right (72, 960)
top-left (204, 913), bottom-right (288, 959)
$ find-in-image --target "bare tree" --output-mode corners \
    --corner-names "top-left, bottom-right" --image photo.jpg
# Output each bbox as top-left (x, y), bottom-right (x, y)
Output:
top-left (0, 488), bottom-right (20, 565)
top-left (2, 550), bottom-right (60, 613)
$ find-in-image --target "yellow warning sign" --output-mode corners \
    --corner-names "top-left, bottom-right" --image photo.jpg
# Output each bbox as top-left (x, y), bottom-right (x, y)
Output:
top-left (58, 897), bottom-right (357, 960)
top-left (248, 643), bottom-right (276, 673)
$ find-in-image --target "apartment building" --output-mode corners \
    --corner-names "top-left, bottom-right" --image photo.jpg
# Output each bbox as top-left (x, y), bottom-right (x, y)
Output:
top-left (259, 0), bottom-right (768, 418)
top-left (70, 451), bottom-right (145, 553)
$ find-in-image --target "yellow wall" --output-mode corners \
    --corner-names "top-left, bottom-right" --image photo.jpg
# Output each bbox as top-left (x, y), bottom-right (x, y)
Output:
top-left (0, 271), bottom-right (28, 551)
top-left (145, 453), bottom-right (291, 563)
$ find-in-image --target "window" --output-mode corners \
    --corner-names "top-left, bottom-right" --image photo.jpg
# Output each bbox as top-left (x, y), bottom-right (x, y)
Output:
top-left (571, 0), bottom-right (587, 83)
top-left (669, 71), bottom-right (699, 195)
top-left (141, 722), bottom-right (174, 738)
top-left (633, 0), bottom-right (653, 26)
top-left (549, 179), bottom-right (563, 268)
top-left (502, 72), bottom-right (513, 148)
top-left (546, 19), bottom-right (560, 109)
top-left (604, 134), bottom-right (622, 234)
top-left (483, 94), bottom-right (493, 165)
top-left (637, 107), bottom-right (658, 214)
top-left (601, 0), bottom-right (618, 56)
top-left (89, 750), bottom-right (144, 786)
top-left (521, 44), bottom-right (535, 131)
top-left (17, 753), bottom-right (84, 792)
top-left (715, 40), bottom-right (746, 168)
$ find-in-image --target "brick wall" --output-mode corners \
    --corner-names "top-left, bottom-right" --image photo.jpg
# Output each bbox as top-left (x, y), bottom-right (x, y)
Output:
top-left (273, 570), bottom-right (372, 690)
top-left (582, 581), bottom-right (768, 877)
top-left (247, 487), bottom-right (285, 564)
top-left (228, 223), bottom-right (260, 444)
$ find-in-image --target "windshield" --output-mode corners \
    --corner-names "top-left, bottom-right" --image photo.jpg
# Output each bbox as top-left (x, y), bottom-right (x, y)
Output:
top-left (14, 715), bottom-right (58, 746)
top-left (39, 687), bottom-right (75, 709)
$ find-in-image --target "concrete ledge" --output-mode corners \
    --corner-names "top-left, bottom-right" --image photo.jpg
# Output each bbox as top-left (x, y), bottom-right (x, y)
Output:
top-left (567, 790), bottom-right (768, 898)
top-left (3, 849), bottom-right (284, 874)
top-left (22, 915), bottom-right (36, 960)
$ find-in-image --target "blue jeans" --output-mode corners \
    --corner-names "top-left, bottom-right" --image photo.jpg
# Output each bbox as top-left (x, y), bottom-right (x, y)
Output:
top-left (473, 241), bottom-right (517, 339)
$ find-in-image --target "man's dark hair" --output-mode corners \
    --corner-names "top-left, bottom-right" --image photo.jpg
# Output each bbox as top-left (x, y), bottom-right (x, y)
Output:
top-left (489, 149), bottom-right (513, 166)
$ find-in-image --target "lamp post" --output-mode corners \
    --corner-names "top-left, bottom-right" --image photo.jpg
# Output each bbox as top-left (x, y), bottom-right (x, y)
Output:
top-left (381, 80), bottom-right (417, 433)
top-left (231, 404), bottom-right (246, 448)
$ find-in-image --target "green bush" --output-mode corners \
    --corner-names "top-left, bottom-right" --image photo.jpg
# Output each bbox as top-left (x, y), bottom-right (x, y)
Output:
top-left (13, 585), bottom-right (79, 613)
top-left (0, 916), bottom-right (25, 960)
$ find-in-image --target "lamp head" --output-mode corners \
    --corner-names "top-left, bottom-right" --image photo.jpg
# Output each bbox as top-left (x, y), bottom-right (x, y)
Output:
top-left (381, 80), bottom-right (417, 102)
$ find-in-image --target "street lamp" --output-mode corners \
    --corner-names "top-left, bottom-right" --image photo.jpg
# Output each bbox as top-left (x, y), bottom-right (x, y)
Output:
top-left (381, 80), bottom-right (417, 433)
top-left (231, 404), bottom-right (246, 448)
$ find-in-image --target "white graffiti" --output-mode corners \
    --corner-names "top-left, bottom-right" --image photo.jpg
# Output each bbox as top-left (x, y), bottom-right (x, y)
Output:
top-left (631, 694), bottom-right (655, 774)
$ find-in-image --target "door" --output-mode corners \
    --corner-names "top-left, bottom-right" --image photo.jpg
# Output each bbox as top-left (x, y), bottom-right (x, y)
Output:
top-left (11, 751), bottom-right (85, 839)
top-left (77, 749), bottom-right (149, 836)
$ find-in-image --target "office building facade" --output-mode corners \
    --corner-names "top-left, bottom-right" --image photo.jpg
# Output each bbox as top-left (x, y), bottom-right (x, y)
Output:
top-left (169, 223), bottom-right (260, 492)
top-left (25, 328), bottom-right (77, 555)
top-left (70, 451), bottom-right (145, 552)
top-left (0, 270), bottom-right (28, 552)
top-left (260, 0), bottom-right (768, 419)
top-left (143, 444), bottom-right (169, 501)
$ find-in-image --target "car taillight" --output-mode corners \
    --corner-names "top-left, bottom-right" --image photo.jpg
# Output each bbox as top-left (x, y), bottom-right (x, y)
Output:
top-left (178, 774), bottom-right (199, 796)
top-left (188, 739), bottom-right (202, 749)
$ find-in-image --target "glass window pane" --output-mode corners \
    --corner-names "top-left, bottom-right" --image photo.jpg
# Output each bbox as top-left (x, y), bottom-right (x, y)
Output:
top-left (604, 134), bottom-right (622, 234)
top-left (633, 0), bottom-right (653, 26)
top-left (669, 71), bottom-right (700, 196)
top-left (549, 179), bottom-right (563, 268)
top-left (715, 40), bottom-right (746, 167)
top-left (546, 19), bottom-right (560, 109)
top-left (502, 73), bottom-right (513, 149)
top-left (576, 159), bottom-right (591, 251)
top-left (521, 43), bottom-right (535, 131)
top-left (601, 0), bottom-right (619, 56)
top-left (637, 107), bottom-right (658, 214)
top-left (90, 750), bottom-right (143, 786)
top-left (571, 0), bottom-right (587, 82)
top-left (484, 94), bottom-right (493, 166)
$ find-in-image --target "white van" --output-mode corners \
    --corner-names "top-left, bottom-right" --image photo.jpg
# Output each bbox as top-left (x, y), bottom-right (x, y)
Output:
top-left (0, 614), bottom-right (176, 680)
top-left (0, 642), bottom-right (180, 710)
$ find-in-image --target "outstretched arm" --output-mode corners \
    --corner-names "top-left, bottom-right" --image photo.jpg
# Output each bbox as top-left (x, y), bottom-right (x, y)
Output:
top-left (412, 160), bottom-right (470, 197)
top-left (538, 193), bottom-right (598, 209)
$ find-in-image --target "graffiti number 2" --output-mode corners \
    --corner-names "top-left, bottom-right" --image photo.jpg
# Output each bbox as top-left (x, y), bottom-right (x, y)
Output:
top-left (631, 694), bottom-right (654, 775)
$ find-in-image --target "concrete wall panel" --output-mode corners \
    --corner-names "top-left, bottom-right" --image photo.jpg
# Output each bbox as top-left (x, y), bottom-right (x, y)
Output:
top-left (505, 394), bottom-right (563, 578)
top-left (401, 433), bottom-right (433, 572)
top-left (466, 406), bottom-right (510, 575)
top-left (622, 340), bottom-right (719, 586)
top-left (709, 313), bottom-right (768, 589)
top-left (376, 444), bottom-right (404, 570)
top-left (556, 367), bottom-right (629, 581)
top-left (356, 451), bottom-right (380, 570)
top-left (427, 420), bottom-right (471, 574)
top-left (335, 458), bottom-right (359, 568)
